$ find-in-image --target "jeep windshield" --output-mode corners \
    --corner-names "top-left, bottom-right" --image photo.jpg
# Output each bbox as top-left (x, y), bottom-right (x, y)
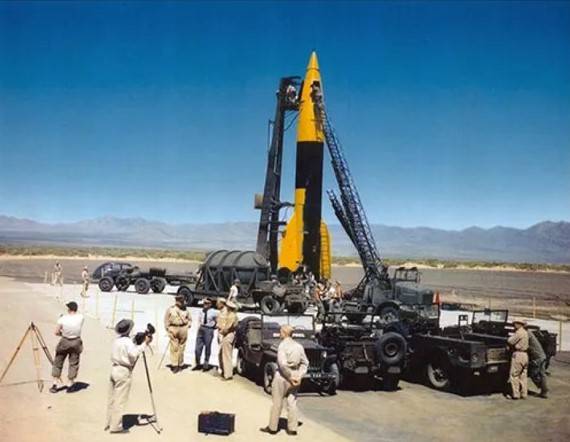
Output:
top-left (261, 314), bottom-right (316, 338)
top-left (472, 309), bottom-right (508, 324)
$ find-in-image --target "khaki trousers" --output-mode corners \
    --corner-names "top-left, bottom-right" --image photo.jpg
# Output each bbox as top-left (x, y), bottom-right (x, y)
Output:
top-left (168, 325), bottom-right (188, 367)
top-left (219, 332), bottom-right (235, 379)
top-left (52, 337), bottom-right (83, 381)
top-left (81, 281), bottom-right (89, 297)
top-left (510, 351), bottom-right (529, 399)
top-left (269, 371), bottom-right (299, 432)
top-left (106, 366), bottom-right (132, 432)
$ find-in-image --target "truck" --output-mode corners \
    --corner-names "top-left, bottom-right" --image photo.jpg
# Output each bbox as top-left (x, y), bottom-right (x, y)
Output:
top-left (317, 312), bottom-right (408, 391)
top-left (93, 261), bottom-right (196, 294)
top-left (234, 314), bottom-right (339, 395)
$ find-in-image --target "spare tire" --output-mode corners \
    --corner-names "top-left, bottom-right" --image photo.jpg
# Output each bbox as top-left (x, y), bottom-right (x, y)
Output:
top-left (99, 276), bottom-right (114, 292)
top-left (260, 295), bottom-right (281, 314)
top-left (135, 278), bottom-right (150, 294)
top-left (375, 332), bottom-right (407, 366)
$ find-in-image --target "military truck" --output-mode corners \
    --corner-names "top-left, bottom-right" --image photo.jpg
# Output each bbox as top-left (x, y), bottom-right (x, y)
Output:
top-left (405, 309), bottom-right (557, 393)
top-left (93, 261), bottom-right (195, 294)
top-left (317, 312), bottom-right (408, 391)
top-left (234, 314), bottom-right (339, 395)
top-left (176, 250), bottom-right (311, 313)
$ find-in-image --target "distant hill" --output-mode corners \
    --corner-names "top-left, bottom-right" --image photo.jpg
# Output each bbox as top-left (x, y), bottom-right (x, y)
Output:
top-left (0, 215), bottom-right (569, 264)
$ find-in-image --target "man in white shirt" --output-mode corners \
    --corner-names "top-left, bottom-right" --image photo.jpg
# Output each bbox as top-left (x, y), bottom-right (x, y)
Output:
top-left (50, 301), bottom-right (84, 393)
top-left (227, 279), bottom-right (240, 303)
top-left (194, 298), bottom-right (219, 371)
top-left (105, 319), bottom-right (151, 434)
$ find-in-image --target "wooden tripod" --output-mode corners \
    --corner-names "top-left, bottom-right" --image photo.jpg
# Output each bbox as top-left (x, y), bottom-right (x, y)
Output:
top-left (0, 322), bottom-right (54, 392)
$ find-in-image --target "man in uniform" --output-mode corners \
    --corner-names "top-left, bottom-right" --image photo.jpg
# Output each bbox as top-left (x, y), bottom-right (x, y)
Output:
top-left (260, 325), bottom-right (308, 436)
top-left (218, 300), bottom-right (238, 380)
top-left (507, 319), bottom-right (529, 400)
top-left (164, 294), bottom-right (191, 373)
top-left (52, 262), bottom-right (63, 286)
top-left (227, 279), bottom-right (240, 303)
top-left (50, 301), bottom-right (84, 393)
top-left (528, 329), bottom-right (549, 398)
top-left (80, 266), bottom-right (90, 297)
top-left (194, 298), bottom-right (218, 371)
top-left (105, 319), bottom-right (151, 434)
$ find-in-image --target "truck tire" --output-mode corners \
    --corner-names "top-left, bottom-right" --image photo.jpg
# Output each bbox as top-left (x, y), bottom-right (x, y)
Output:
top-left (134, 278), bottom-right (150, 294)
top-left (115, 275), bottom-right (130, 292)
top-left (375, 332), bottom-right (407, 366)
top-left (263, 361), bottom-right (278, 395)
top-left (98, 276), bottom-right (114, 292)
top-left (378, 305), bottom-right (400, 323)
top-left (426, 357), bottom-right (452, 391)
top-left (382, 374), bottom-right (400, 391)
top-left (260, 296), bottom-right (281, 314)
top-left (151, 277), bottom-right (166, 293)
top-left (177, 286), bottom-right (194, 306)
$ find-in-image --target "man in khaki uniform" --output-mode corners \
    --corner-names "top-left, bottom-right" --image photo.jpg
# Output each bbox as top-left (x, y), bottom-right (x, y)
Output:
top-left (52, 262), bottom-right (63, 286)
top-left (164, 294), bottom-right (191, 373)
top-left (80, 266), bottom-right (90, 297)
top-left (261, 325), bottom-right (308, 436)
top-left (218, 300), bottom-right (238, 380)
top-left (507, 319), bottom-right (529, 399)
top-left (106, 319), bottom-right (151, 433)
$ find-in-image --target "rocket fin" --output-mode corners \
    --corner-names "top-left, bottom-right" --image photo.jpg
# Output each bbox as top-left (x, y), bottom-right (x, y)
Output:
top-left (278, 189), bottom-right (305, 272)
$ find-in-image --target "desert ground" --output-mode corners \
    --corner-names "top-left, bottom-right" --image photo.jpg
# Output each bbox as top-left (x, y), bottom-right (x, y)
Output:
top-left (0, 258), bottom-right (569, 441)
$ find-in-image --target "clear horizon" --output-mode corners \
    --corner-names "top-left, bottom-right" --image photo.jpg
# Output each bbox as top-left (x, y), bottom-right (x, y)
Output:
top-left (1, 2), bottom-right (569, 230)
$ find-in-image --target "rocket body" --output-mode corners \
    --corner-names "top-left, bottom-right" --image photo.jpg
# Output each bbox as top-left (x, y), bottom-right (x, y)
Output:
top-left (279, 52), bottom-right (331, 280)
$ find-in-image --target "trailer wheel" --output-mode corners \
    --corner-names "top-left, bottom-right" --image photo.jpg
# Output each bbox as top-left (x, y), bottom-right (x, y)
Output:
top-left (426, 357), bottom-right (452, 391)
top-left (177, 286), bottom-right (194, 306)
top-left (99, 276), bottom-right (114, 292)
top-left (263, 361), bottom-right (278, 395)
top-left (151, 277), bottom-right (166, 293)
top-left (375, 332), bottom-right (407, 366)
top-left (134, 278), bottom-right (150, 294)
top-left (260, 296), bottom-right (281, 314)
top-left (115, 275), bottom-right (130, 292)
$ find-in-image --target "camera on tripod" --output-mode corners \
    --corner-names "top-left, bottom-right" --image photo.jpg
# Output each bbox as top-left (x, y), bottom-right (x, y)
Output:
top-left (134, 323), bottom-right (156, 345)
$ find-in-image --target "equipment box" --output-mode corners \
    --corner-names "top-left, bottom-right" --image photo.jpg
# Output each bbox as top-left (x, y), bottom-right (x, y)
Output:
top-left (198, 411), bottom-right (235, 436)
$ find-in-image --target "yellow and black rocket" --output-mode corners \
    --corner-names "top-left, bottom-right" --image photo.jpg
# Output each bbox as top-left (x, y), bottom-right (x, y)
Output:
top-left (279, 52), bottom-right (331, 280)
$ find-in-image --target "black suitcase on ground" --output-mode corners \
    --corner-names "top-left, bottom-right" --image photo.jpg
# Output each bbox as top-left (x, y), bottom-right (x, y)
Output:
top-left (198, 411), bottom-right (235, 435)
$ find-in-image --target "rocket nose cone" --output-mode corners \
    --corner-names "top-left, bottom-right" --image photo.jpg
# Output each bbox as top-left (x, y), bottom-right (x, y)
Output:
top-left (307, 51), bottom-right (319, 71)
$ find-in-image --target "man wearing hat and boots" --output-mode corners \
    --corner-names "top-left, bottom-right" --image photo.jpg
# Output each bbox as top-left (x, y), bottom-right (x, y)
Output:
top-left (50, 301), bottom-right (84, 393)
top-left (106, 319), bottom-right (151, 433)
top-left (528, 329), bottom-right (549, 398)
top-left (194, 298), bottom-right (219, 371)
top-left (218, 300), bottom-right (238, 380)
top-left (164, 294), bottom-right (191, 373)
top-left (80, 266), bottom-right (90, 298)
top-left (507, 319), bottom-right (529, 400)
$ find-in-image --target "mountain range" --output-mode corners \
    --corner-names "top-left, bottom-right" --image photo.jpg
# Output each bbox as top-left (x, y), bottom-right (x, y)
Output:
top-left (0, 215), bottom-right (569, 264)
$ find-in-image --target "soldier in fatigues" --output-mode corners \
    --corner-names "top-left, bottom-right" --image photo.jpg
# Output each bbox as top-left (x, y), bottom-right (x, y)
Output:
top-left (507, 319), bottom-right (529, 400)
top-left (528, 329), bottom-right (549, 398)
top-left (164, 294), bottom-right (191, 373)
top-left (80, 266), bottom-right (90, 297)
top-left (260, 325), bottom-right (308, 436)
top-left (218, 300), bottom-right (238, 380)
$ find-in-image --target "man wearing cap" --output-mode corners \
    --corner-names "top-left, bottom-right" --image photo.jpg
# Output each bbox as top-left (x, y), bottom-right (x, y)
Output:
top-left (52, 261), bottom-right (63, 286)
top-left (80, 266), bottom-right (90, 298)
top-left (164, 294), bottom-right (191, 373)
top-left (194, 298), bottom-right (219, 371)
top-left (50, 301), bottom-right (84, 393)
top-left (218, 300), bottom-right (238, 380)
top-left (528, 329), bottom-right (549, 398)
top-left (260, 325), bottom-right (308, 436)
top-left (227, 279), bottom-right (240, 304)
top-left (507, 319), bottom-right (529, 400)
top-left (106, 319), bottom-right (152, 434)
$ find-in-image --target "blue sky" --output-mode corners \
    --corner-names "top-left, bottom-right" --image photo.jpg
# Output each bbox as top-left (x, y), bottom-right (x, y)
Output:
top-left (1, 1), bottom-right (569, 230)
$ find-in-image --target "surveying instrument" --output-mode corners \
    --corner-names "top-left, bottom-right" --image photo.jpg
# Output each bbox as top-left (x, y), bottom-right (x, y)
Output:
top-left (0, 322), bottom-right (54, 392)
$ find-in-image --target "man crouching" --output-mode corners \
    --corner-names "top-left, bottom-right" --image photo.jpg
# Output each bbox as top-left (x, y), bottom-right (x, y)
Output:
top-left (260, 325), bottom-right (308, 436)
top-left (105, 319), bottom-right (152, 434)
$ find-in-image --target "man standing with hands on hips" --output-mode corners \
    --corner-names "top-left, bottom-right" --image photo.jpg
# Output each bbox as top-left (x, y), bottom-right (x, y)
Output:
top-left (164, 294), bottom-right (191, 373)
top-left (260, 324), bottom-right (308, 436)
